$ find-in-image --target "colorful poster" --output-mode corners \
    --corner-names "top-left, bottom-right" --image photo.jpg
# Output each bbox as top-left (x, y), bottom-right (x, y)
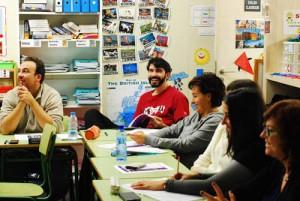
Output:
top-left (0, 7), bottom-right (6, 56)
top-left (284, 10), bottom-right (300, 35)
top-left (235, 19), bottom-right (264, 49)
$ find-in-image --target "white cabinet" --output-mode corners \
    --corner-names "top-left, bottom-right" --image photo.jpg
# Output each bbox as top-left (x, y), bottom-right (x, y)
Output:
top-left (263, 1), bottom-right (300, 104)
top-left (282, 42), bottom-right (300, 74)
top-left (18, 0), bottom-right (101, 118)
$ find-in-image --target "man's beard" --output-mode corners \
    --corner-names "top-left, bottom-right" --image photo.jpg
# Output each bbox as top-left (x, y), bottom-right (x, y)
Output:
top-left (148, 76), bottom-right (166, 88)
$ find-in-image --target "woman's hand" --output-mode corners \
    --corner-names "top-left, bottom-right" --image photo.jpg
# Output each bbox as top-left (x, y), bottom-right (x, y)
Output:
top-left (128, 131), bottom-right (145, 144)
top-left (200, 182), bottom-right (236, 201)
top-left (131, 180), bottom-right (166, 190)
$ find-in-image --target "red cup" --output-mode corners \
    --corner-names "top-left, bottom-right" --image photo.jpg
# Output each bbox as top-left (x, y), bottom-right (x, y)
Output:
top-left (85, 125), bottom-right (100, 140)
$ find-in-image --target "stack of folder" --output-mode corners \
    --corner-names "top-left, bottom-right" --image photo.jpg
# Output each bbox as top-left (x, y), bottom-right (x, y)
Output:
top-left (45, 64), bottom-right (70, 73)
top-left (73, 88), bottom-right (100, 105)
top-left (73, 59), bottom-right (100, 72)
top-left (21, 0), bottom-right (50, 11)
top-left (27, 19), bottom-right (51, 39)
top-left (56, 0), bottom-right (99, 13)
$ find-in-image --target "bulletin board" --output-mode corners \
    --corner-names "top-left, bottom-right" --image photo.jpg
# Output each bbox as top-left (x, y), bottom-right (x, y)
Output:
top-left (0, 7), bottom-right (6, 56)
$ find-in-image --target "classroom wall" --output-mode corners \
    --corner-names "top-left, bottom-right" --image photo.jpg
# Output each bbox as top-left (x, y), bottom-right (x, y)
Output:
top-left (0, 0), bottom-right (19, 62)
top-left (102, 0), bottom-right (216, 115)
top-left (215, 0), bottom-right (264, 85)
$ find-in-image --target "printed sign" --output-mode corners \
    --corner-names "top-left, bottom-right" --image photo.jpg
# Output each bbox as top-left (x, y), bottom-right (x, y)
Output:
top-left (76, 40), bottom-right (90, 47)
top-left (20, 40), bottom-right (42, 48)
top-left (244, 0), bottom-right (261, 12)
top-left (48, 40), bottom-right (68, 48)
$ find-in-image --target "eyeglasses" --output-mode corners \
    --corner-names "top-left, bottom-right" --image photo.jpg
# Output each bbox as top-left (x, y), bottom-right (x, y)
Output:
top-left (264, 127), bottom-right (278, 137)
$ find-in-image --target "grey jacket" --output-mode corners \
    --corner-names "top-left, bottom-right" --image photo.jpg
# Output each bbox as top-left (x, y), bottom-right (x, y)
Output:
top-left (144, 111), bottom-right (223, 168)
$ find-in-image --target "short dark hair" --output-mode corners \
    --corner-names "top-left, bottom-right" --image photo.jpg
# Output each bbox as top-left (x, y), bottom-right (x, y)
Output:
top-left (227, 79), bottom-right (260, 92)
top-left (146, 58), bottom-right (172, 73)
top-left (225, 88), bottom-right (265, 156)
top-left (188, 72), bottom-right (225, 107)
top-left (24, 56), bottom-right (45, 83)
top-left (264, 99), bottom-right (300, 177)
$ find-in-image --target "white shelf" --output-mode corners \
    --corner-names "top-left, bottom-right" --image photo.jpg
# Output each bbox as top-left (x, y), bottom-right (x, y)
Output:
top-left (63, 101), bottom-right (100, 109)
top-left (46, 72), bottom-right (99, 76)
top-left (19, 11), bottom-right (99, 15)
top-left (20, 39), bottom-right (100, 42)
top-left (265, 73), bottom-right (300, 89)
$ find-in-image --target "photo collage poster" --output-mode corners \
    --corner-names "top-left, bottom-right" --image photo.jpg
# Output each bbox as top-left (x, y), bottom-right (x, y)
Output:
top-left (235, 19), bottom-right (264, 49)
top-left (0, 7), bottom-right (6, 56)
top-left (102, 0), bottom-right (171, 76)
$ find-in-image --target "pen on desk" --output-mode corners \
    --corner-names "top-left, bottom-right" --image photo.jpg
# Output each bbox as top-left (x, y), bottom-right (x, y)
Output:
top-left (104, 132), bottom-right (108, 136)
top-left (176, 156), bottom-right (180, 174)
top-left (4, 140), bottom-right (8, 144)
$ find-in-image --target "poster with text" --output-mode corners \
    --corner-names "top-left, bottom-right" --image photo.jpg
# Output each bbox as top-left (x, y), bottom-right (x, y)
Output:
top-left (0, 7), bottom-right (6, 56)
top-left (236, 19), bottom-right (264, 49)
top-left (284, 10), bottom-right (300, 35)
top-left (106, 79), bottom-right (151, 126)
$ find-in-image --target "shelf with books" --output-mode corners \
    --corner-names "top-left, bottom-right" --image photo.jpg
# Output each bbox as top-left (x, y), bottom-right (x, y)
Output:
top-left (0, 61), bottom-right (17, 101)
top-left (18, 0), bottom-right (102, 113)
top-left (19, 11), bottom-right (100, 15)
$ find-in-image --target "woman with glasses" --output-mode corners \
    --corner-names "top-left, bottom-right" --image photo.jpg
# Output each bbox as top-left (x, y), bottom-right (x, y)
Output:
top-left (202, 99), bottom-right (300, 201)
top-left (131, 88), bottom-right (268, 196)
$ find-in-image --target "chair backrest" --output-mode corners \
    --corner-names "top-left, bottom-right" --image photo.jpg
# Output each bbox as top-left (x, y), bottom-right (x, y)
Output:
top-left (38, 124), bottom-right (57, 200)
top-left (39, 124), bottom-right (57, 156)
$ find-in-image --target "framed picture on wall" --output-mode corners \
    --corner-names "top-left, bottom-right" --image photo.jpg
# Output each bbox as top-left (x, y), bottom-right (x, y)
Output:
top-left (0, 7), bottom-right (6, 56)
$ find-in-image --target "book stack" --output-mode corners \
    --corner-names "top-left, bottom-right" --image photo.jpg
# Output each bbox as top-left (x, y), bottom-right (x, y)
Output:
top-left (45, 64), bottom-right (70, 73)
top-left (51, 26), bottom-right (73, 40)
top-left (73, 59), bottom-right (100, 72)
top-left (21, 0), bottom-right (50, 12)
top-left (78, 24), bottom-right (99, 39)
top-left (62, 22), bottom-right (80, 38)
top-left (28, 19), bottom-right (51, 39)
top-left (73, 88), bottom-right (100, 105)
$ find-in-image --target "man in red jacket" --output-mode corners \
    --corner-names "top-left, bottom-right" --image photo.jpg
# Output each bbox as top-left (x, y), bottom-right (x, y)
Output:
top-left (85, 57), bottom-right (189, 129)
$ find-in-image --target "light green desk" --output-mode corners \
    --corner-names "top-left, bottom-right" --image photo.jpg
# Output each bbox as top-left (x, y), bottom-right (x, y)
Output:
top-left (82, 129), bottom-right (118, 142)
top-left (90, 154), bottom-right (191, 180)
top-left (83, 129), bottom-right (174, 157)
top-left (93, 178), bottom-right (156, 201)
top-left (93, 179), bottom-right (204, 201)
top-left (85, 139), bottom-right (174, 158)
top-left (0, 134), bottom-right (82, 148)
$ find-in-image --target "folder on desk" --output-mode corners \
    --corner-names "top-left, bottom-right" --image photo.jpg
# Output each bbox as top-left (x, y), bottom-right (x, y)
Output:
top-left (89, 0), bottom-right (99, 13)
top-left (63, 0), bottom-right (72, 12)
top-left (81, 0), bottom-right (89, 12)
top-left (55, 0), bottom-right (63, 12)
top-left (73, 0), bottom-right (81, 12)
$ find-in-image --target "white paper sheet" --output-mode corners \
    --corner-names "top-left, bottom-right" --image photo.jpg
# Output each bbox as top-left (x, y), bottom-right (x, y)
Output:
top-left (97, 141), bottom-right (141, 149)
top-left (14, 133), bottom-right (41, 140)
top-left (14, 133), bottom-right (82, 141)
top-left (127, 145), bottom-right (167, 154)
top-left (126, 128), bottom-right (159, 135)
top-left (122, 183), bottom-right (202, 201)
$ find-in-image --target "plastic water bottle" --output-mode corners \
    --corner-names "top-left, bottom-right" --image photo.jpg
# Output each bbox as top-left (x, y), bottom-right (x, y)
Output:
top-left (116, 125), bottom-right (127, 162)
top-left (68, 112), bottom-right (78, 140)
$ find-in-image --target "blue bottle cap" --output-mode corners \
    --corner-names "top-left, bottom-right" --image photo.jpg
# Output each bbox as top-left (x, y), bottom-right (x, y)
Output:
top-left (118, 125), bottom-right (125, 131)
